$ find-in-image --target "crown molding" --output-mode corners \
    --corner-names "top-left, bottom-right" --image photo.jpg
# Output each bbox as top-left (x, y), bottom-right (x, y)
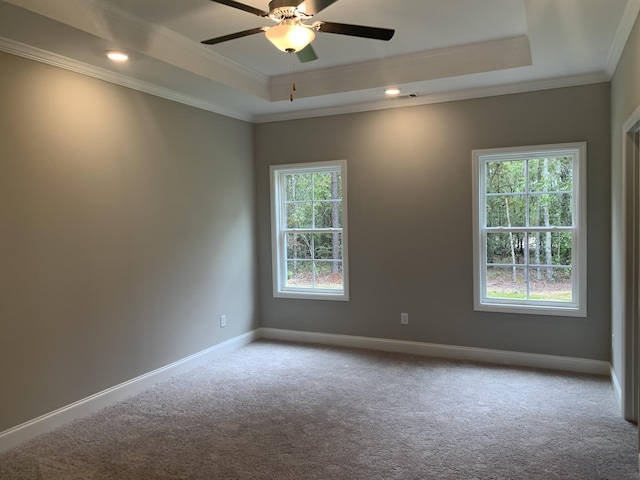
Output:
top-left (0, 37), bottom-right (252, 122)
top-left (606, 0), bottom-right (640, 77)
top-left (255, 72), bottom-right (609, 123)
top-left (0, 33), bottom-right (610, 126)
top-left (1, 0), bottom-right (632, 124)
top-left (3, 0), bottom-right (270, 98)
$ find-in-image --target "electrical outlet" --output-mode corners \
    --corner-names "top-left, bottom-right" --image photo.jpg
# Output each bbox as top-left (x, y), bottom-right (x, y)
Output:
top-left (401, 312), bottom-right (408, 325)
top-left (220, 315), bottom-right (226, 328)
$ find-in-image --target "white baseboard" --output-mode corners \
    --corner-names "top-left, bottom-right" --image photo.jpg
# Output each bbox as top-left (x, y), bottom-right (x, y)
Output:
top-left (258, 328), bottom-right (611, 376)
top-left (0, 330), bottom-right (259, 453)
top-left (1, 327), bottom-right (613, 453)
top-left (610, 365), bottom-right (623, 409)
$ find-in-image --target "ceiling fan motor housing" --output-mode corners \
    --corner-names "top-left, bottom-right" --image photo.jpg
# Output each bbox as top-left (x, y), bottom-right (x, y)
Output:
top-left (268, 0), bottom-right (311, 21)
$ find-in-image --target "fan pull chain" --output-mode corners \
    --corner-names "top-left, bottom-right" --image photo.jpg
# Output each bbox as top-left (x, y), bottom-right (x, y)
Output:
top-left (289, 53), bottom-right (296, 102)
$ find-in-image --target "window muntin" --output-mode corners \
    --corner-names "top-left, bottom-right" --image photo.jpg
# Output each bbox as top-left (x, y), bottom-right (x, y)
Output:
top-left (270, 160), bottom-right (348, 301)
top-left (472, 143), bottom-right (586, 316)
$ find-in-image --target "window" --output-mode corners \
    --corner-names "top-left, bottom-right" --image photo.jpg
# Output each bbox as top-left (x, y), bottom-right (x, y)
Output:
top-left (270, 160), bottom-right (349, 301)
top-left (472, 143), bottom-right (586, 317)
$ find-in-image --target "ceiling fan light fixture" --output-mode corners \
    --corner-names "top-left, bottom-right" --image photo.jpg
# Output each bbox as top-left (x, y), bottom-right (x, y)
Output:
top-left (265, 19), bottom-right (315, 53)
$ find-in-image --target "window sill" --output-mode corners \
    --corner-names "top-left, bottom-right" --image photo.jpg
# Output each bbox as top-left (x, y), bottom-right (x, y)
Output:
top-left (474, 301), bottom-right (586, 318)
top-left (274, 290), bottom-right (349, 302)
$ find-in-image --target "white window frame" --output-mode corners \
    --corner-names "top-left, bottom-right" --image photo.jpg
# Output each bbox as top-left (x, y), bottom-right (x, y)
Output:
top-left (472, 143), bottom-right (587, 317)
top-left (270, 160), bottom-right (349, 301)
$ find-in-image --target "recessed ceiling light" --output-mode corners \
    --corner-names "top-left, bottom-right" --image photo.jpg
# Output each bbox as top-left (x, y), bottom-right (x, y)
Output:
top-left (106, 51), bottom-right (129, 62)
top-left (384, 87), bottom-right (401, 96)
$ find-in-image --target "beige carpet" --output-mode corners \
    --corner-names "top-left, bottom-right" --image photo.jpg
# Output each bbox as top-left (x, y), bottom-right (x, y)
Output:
top-left (1, 340), bottom-right (637, 479)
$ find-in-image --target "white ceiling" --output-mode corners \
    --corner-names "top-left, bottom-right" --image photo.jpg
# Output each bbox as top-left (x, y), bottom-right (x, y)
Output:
top-left (0, 0), bottom-right (638, 123)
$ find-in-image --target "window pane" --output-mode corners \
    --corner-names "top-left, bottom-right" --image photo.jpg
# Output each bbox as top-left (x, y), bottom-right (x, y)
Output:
top-left (486, 232), bottom-right (525, 264)
top-left (528, 193), bottom-right (572, 227)
top-left (333, 233), bottom-right (343, 260)
top-left (286, 260), bottom-right (313, 287)
top-left (314, 201), bottom-right (342, 228)
top-left (486, 194), bottom-right (526, 227)
top-left (313, 233), bottom-right (342, 260)
top-left (486, 266), bottom-right (526, 299)
top-left (311, 171), bottom-right (342, 200)
top-left (528, 267), bottom-right (573, 302)
top-left (528, 157), bottom-right (573, 193)
top-left (284, 173), bottom-right (312, 201)
top-left (286, 233), bottom-right (312, 260)
top-left (335, 172), bottom-right (343, 199)
top-left (315, 261), bottom-right (343, 289)
top-left (486, 160), bottom-right (525, 194)
top-left (313, 201), bottom-right (331, 228)
top-left (286, 202), bottom-right (312, 229)
top-left (528, 232), bottom-right (572, 266)
top-left (312, 172), bottom-right (333, 200)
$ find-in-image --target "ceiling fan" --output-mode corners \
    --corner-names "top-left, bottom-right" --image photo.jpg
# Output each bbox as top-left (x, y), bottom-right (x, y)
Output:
top-left (201, 0), bottom-right (395, 63)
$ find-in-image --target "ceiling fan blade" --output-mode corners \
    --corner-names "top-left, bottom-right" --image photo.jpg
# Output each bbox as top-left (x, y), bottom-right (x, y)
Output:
top-left (315, 21), bottom-right (395, 41)
top-left (201, 27), bottom-right (267, 45)
top-left (298, 0), bottom-right (340, 16)
top-left (296, 44), bottom-right (318, 62)
top-left (208, 0), bottom-right (269, 17)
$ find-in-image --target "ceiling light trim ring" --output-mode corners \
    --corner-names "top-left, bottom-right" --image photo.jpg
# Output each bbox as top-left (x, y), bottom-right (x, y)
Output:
top-left (105, 50), bottom-right (129, 61)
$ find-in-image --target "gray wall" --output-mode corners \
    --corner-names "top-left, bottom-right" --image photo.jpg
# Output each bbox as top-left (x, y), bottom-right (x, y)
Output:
top-left (256, 84), bottom-right (611, 361)
top-left (611, 15), bottom-right (640, 391)
top-left (0, 37), bottom-right (622, 434)
top-left (0, 52), bottom-right (258, 432)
